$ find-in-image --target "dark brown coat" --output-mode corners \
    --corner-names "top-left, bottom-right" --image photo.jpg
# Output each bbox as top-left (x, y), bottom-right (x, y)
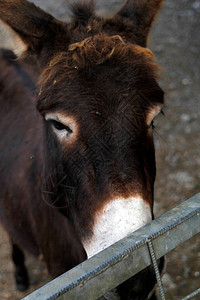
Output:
top-left (0, 0), bottom-right (164, 298)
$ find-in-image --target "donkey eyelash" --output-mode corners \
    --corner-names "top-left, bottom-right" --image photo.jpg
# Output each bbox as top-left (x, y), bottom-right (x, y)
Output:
top-left (161, 109), bottom-right (165, 116)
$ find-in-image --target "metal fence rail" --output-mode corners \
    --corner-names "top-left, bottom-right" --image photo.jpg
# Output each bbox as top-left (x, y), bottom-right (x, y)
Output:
top-left (23, 193), bottom-right (200, 300)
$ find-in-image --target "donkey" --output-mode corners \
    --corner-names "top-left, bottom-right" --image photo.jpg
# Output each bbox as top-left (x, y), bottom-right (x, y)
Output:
top-left (0, 0), bottom-right (164, 298)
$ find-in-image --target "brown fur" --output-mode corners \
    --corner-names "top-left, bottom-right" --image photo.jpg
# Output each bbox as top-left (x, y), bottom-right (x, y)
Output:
top-left (0, 0), bottom-right (164, 298)
top-left (0, 49), bottom-right (87, 276)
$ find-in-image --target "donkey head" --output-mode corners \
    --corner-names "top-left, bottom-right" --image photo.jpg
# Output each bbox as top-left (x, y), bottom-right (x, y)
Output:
top-left (0, 0), bottom-right (164, 284)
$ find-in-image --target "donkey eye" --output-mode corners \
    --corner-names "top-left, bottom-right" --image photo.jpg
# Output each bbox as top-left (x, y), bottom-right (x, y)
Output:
top-left (50, 120), bottom-right (73, 134)
top-left (145, 120), bottom-right (156, 130)
top-left (150, 120), bottom-right (155, 129)
top-left (51, 120), bottom-right (68, 131)
top-left (45, 113), bottom-right (77, 142)
top-left (146, 105), bottom-right (163, 130)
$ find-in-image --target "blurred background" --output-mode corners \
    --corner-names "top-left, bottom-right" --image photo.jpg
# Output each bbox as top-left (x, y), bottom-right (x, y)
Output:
top-left (0, 0), bottom-right (199, 299)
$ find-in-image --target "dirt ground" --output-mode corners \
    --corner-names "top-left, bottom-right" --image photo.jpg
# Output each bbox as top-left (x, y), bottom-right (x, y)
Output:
top-left (0, 0), bottom-right (199, 299)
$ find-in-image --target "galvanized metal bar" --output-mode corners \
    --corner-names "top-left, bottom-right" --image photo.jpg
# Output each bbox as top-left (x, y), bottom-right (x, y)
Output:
top-left (181, 288), bottom-right (200, 300)
top-left (147, 239), bottom-right (166, 300)
top-left (23, 193), bottom-right (200, 300)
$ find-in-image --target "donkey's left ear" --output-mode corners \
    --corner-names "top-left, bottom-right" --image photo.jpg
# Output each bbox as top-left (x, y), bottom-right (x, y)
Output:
top-left (0, 0), bottom-right (69, 66)
top-left (118, 0), bottom-right (164, 45)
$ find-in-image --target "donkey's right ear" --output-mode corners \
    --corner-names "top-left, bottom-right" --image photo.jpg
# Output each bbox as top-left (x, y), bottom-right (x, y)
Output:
top-left (0, 0), bottom-right (69, 65)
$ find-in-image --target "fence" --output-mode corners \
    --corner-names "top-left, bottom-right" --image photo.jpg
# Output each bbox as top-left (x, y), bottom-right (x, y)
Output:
top-left (23, 193), bottom-right (200, 300)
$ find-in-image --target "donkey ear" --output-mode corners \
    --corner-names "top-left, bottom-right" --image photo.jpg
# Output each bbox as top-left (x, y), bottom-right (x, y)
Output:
top-left (119, 0), bottom-right (164, 45)
top-left (0, 20), bottom-right (27, 56)
top-left (94, 0), bottom-right (127, 18)
top-left (0, 0), bottom-right (69, 64)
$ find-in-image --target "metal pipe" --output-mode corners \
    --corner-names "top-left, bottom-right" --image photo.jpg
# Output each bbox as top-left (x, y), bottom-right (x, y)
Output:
top-left (23, 193), bottom-right (200, 300)
top-left (181, 288), bottom-right (200, 300)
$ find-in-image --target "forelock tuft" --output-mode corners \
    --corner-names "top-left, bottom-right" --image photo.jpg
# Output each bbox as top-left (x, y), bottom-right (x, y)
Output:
top-left (39, 33), bottom-right (162, 97)
top-left (68, 34), bottom-right (126, 67)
